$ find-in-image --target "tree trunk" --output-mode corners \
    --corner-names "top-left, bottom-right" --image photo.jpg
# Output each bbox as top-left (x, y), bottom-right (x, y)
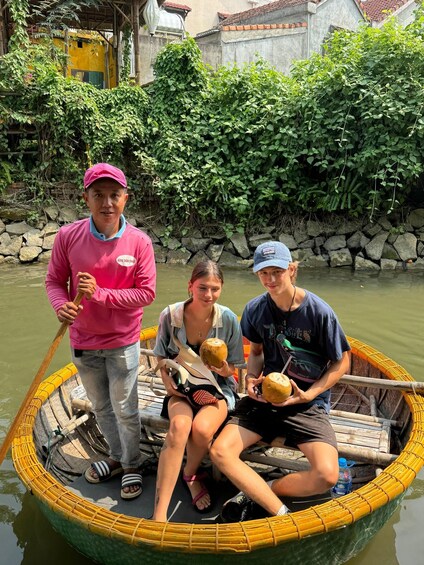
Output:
top-left (132, 0), bottom-right (141, 85)
top-left (0, 0), bottom-right (8, 56)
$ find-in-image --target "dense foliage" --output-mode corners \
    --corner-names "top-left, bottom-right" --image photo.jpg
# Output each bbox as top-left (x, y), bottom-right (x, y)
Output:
top-left (1, 5), bottom-right (424, 231)
top-left (0, 42), bottom-right (150, 200)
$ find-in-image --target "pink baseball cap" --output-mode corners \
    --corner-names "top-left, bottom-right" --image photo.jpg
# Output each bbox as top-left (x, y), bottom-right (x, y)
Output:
top-left (83, 163), bottom-right (127, 189)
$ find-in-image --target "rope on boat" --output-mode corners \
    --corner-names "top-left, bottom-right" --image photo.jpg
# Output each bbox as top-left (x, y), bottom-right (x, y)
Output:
top-left (44, 431), bottom-right (61, 473)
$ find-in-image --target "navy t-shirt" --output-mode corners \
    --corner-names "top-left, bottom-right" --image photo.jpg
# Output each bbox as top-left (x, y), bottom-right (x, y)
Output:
top-left (240, 291), bottom-right (350, 410)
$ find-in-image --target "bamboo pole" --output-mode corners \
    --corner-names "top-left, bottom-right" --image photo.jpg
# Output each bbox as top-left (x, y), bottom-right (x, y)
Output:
top-left (0, 291), bottom-right (84, 465)
top-left (340, 374), bottom-right (424, 394)
top-left (246, 443), bottom-right (397, 468)
top-left (138, 351), bottom-right (424, 395)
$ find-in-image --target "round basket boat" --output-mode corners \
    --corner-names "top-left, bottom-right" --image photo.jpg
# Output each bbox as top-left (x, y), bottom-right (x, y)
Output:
top-left (11, 327), bottom-right (424, 565)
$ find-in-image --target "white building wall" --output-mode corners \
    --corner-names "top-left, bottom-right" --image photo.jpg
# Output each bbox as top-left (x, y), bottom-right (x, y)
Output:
top-left (196, 31), bottom-right (223, 69)
top-left (215, 28), bottom-right (307, 75)
top-left (139, 34), bottom-right (181, 84)
top-left (164, 0), bottom-right (419, 83)
top-left (309, 0), bottom-right (363, 56)
top-left (197, 0), bottom-right (365, 75)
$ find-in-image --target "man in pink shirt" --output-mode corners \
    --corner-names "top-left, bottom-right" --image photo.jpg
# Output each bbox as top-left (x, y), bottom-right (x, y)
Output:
top-left (46, 163), bottom-right (156, 499)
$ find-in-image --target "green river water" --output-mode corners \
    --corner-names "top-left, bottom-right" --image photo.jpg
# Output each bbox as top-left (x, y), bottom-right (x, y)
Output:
top-left (0, 263), bottom-right (423, 564)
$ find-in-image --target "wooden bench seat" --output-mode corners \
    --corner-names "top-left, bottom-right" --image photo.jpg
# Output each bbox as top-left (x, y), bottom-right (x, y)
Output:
top-left (137, 381), bottom-right (397, 470)
top-left (268, 411), bottom-right (394, 468)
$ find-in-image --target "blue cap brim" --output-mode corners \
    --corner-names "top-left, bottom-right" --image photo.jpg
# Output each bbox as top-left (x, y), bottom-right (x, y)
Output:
top-left (253, 259), bottom-right (290, 273)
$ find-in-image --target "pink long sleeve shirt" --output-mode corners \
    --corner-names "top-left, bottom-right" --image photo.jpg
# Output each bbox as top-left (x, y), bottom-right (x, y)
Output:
top-left (46, 218), bottom-right (156, 350)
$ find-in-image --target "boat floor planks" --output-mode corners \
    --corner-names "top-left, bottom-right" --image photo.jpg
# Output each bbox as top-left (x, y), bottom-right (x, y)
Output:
top-left (67, 457), bottom-right (332, 522)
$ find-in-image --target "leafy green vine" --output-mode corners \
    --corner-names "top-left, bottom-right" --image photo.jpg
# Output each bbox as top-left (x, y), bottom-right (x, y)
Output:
top-left (120, 25), bottom-right (132, 83)
top-left (8, 0), bottom-right (30, 51)
top-left (1, 8), bottom-right (424, 230)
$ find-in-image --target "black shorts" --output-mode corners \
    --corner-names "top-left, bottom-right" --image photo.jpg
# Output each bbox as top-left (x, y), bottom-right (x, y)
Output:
top-left (160, 395), bottom-right (202, 419)
top-left (227, 396), bottom-right (337, 449)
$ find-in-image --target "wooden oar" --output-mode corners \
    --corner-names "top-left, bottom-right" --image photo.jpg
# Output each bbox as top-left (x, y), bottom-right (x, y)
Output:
top-left (0, 291), bottom-right (84, 465)
top-left (340, 374), bottom-right (424, 393)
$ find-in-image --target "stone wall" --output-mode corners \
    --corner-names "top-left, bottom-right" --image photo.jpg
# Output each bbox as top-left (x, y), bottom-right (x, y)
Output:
top-left (1, 205), bottom-right (424, 271)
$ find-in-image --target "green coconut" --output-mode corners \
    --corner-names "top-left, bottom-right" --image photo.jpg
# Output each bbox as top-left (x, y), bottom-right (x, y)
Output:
top-left (262, 372), bottom-right (292, 403)
top-left (199, 338), bottom-right (228, 368)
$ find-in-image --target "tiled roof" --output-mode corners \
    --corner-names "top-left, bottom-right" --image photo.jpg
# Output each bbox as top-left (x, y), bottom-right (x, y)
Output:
top-left (222, 21), bottom-right (307, 31)
top-left (217, 0), bottom-right (318, 27)
top-left (211, 0), bottom-right (412, 28)
top-left (197, 0), bottom-right (413, 38)
top-left (162, 1), bottom-right (192, 12)
top-left (361, 0), bottom-right (412, 22)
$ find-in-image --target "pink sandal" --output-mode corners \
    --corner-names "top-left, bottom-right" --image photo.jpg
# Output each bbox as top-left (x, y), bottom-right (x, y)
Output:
top-left (182, 471), bottom-right (213, 513)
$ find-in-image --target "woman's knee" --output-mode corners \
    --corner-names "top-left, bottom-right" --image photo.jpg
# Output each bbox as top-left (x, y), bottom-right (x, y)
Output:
top-left (190, 420), bottom-right (215, 445)
top-left (167, 417), bottom-right (191, 444)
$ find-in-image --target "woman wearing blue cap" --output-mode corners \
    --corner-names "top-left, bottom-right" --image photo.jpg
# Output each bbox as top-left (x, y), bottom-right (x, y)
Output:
top-left (210, 241), bottom-right (351, 522)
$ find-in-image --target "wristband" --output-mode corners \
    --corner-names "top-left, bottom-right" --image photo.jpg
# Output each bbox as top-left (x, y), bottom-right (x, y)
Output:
top-left (245, 373), bottom-right (258, 380)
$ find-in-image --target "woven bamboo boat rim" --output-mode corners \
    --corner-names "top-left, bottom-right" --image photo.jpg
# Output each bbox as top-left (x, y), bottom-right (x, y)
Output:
top-left (11, 328), bottom-right (424, 554)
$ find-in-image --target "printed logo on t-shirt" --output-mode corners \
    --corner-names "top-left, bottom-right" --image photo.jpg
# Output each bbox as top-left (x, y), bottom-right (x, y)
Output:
top-left (275, 333), bottom-right (328, 383)
top-left (116, 255), bottom-right (136, 267)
